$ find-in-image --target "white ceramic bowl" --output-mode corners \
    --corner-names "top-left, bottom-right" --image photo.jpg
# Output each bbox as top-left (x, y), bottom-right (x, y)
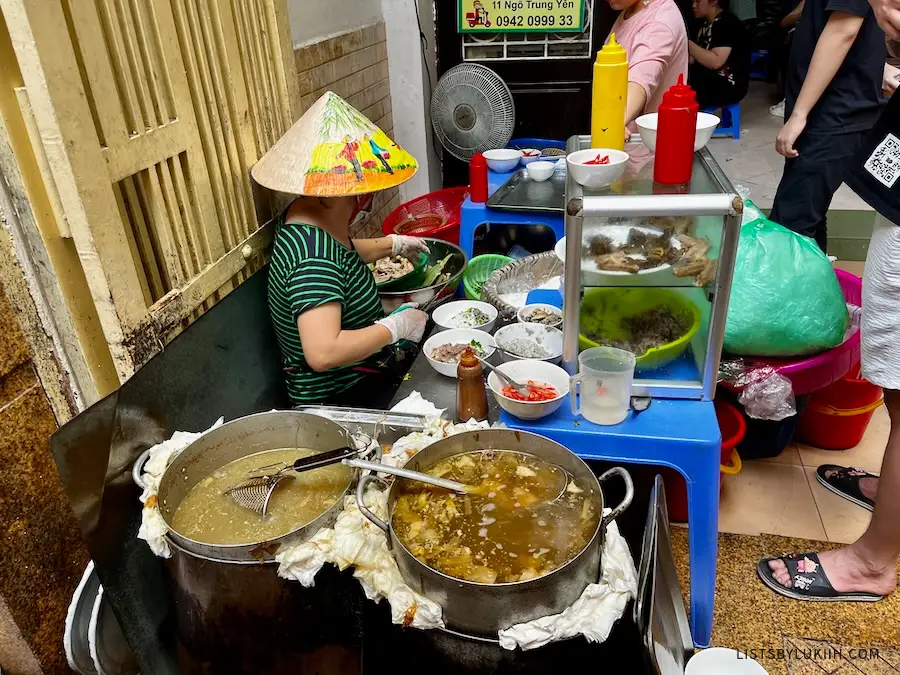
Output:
top-left (431, 300), bottom-right (498, 333)
top-left (423, 329), bottom-right (496, 377)
top-left (487, 360), bottom-right (570, 420)
top-left (484, 148), bottom-right (524, 173)
top-left (566, 149), bottom-right (629, 189)
top-left (526, 161), bottom-right (555, 182)
top-left (635, 112), bottom-right (721, 152)
top-left (494, 323), bottom-right (563, 364)
top-left (517, 303), bottom-right (563, 329)
top-left (686, 648), bottom-right (768, 675)
top-left (520, 148), bottom-right (542, 165)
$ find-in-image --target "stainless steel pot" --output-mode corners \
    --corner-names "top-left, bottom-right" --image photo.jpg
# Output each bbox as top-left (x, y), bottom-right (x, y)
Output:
top-left (147, 410), bottom-right (362, 562)
top-left (356, 429), bottom-right (633, 636)
top-left (132, 411), bottom-right (371, 673)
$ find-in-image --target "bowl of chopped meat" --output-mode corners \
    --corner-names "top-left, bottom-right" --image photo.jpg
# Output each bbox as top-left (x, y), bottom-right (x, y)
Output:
top-left (423, 329), bottom-right (497, 377)
top-left (369, 252), bottom-right (429, 291)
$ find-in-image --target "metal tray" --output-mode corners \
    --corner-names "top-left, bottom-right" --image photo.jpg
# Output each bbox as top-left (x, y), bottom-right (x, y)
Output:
top-left (292, 405), bottom-right (430, 447)
top-left (486, 168), bottom-right (566, 213)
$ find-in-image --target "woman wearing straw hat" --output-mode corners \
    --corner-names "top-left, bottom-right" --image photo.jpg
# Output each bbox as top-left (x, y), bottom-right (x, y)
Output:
top-left (252, 92), bottom-right (429, 406)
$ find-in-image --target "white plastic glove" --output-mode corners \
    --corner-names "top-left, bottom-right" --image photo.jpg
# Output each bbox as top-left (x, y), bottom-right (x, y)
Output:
top-left (376, 303), bottom-right (428, 344)
top-left (390, 234), bottom-right (430, 260)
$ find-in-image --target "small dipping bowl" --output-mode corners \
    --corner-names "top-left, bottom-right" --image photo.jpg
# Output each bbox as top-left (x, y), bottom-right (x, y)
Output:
top-left (566, 149), bottom-right (629, 189)
top-left (487, 360), bottom-right (570, 420)
top-left (520, 148), bottom-right (542, 165)
top-left (526, 160), bottom-right (556, 182)
top-left (483, 149), bottom-right (524, 173)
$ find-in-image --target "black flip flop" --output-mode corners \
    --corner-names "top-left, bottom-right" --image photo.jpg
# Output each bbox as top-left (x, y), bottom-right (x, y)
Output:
top-left (815, 464), bottom-right (876, 512)
top-left (757, 552), bottom-right (884, 602)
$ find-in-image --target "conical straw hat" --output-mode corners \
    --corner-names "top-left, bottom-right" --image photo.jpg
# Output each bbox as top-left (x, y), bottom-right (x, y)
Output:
top-left (251, 91), bottom-right (418, 196)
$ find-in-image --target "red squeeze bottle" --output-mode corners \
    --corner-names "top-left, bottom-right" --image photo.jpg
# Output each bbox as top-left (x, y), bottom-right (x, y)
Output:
top-left (469, 152), bottom-right (489, 203)
top-left (653, 75), bottom-right (699, 185)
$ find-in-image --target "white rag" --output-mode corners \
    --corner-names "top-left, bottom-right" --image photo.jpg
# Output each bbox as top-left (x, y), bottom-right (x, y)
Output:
top-left (497, 513), bottom-right (637, 651)
top-left (137, 418), bottom-right (224, 558)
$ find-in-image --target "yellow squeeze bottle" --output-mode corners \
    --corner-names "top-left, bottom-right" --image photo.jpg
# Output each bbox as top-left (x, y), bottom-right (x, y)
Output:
top-left (591, 34), bottom-right (629, 150)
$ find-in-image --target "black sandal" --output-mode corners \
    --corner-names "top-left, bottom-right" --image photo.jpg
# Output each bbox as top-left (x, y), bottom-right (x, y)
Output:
top-left (757, 552), bottom-right (884, 602)
top-left (815, 465), bottom-right (876, 512)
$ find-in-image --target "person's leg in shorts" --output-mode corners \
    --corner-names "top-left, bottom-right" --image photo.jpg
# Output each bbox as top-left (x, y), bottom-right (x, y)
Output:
top-left (769, 131), bottom-right (864, 253)
top-left (758, 214), bottom-right (900, 601)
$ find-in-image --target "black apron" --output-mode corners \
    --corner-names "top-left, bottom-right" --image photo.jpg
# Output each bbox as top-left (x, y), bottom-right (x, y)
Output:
top-left (845, 95), bottom-right (900, 225)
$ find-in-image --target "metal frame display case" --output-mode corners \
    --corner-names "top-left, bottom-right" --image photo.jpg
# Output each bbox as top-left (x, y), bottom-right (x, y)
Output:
top-left (562, 135), bottom-right (742, 400)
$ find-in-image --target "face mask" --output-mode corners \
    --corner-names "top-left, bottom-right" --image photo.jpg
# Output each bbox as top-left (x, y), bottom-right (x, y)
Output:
top-left (349, 194), bottom-right (374, 228)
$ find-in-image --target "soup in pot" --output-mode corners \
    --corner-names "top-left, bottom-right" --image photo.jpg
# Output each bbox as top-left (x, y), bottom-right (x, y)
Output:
top-left (170, 448), bottom-right (351, 545)
top-left (391, 450), bottom-right (599, 584)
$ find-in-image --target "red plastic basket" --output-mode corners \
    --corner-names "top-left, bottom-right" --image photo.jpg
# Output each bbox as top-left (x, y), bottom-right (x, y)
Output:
top-left (381, 187), bottom-right (469, 244)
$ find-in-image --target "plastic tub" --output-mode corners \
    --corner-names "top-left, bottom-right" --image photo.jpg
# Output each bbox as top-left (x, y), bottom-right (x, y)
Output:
top-left (756, 269), bottom-right (862, 395)
top-left (665, 400), bottom-right (745, 522)
top-left (381, 187), bottom-right (469, 244)
top-left (796, 375), bottom-right (883, 450)
top-left (463, 254), bottom-right (514, 300)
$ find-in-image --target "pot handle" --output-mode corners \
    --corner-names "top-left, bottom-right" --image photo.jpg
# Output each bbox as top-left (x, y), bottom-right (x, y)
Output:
top-left (132, 448), bottom-right (152, 490)
top-left (597, 467), bottom-right (634, 530)
top-left (356, 474), bottom-right (390, 534)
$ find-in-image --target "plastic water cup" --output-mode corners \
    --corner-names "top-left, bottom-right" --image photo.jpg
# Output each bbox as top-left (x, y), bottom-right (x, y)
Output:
top-left (685, 648), bottom-right (768, 674)
top-left (569, 347), bottom-right (636, 425)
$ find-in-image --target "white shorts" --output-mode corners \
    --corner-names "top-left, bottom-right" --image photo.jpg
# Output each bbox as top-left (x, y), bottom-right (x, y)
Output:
top-left (861, 213), bottom-right (900, 391)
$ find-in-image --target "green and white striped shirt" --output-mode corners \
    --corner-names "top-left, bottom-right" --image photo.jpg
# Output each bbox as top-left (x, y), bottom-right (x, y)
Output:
top-left (267, 216), bottom-right (386, 403)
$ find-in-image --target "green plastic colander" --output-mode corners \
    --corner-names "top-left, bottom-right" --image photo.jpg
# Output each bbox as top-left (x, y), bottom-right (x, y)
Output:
top-left (463, 254), bottom-right (514, 300)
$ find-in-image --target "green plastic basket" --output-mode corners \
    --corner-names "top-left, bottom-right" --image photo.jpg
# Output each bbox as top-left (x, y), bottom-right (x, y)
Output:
top-left (463, 254), bottom-right (514, 300)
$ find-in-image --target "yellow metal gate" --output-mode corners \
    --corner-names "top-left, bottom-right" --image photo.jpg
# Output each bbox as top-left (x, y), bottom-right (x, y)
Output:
top-left (1, 0), bottom-right (298, 384)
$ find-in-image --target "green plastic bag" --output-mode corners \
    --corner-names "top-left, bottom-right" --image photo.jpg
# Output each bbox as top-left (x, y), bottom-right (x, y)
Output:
top-left (723, 203), bottom-right (849, 357)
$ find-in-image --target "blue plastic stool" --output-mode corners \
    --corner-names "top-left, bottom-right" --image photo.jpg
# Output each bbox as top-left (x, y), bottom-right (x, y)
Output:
top-left (705, 103), bottom-right (741, 140)
top-left (502, 399), bottom-right (721, 648)
top-left (750, 49), bottom-right (769, 81)
top-left (459, 169), bottom-right (565, 260)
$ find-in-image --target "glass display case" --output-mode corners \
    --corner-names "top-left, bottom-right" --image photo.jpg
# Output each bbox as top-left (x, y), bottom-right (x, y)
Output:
top-left (561, 135), bottom-right (742, 400)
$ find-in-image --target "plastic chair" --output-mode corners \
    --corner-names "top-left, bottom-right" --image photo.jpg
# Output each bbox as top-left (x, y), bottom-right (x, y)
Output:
top-left (749, 50), bottom-right (769, 81)
top-left (502, 399), bottom-right (721, 648)
top-left (704, 103), bottom-right (740, 140)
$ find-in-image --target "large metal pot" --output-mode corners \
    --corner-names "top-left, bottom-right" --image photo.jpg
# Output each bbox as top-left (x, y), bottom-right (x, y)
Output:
top-left (134, 411), bottom-right (368, 673)
top-left (155, 410), bottom-right (358, 562)
top-left (357, 429), bottom-right (633, 636)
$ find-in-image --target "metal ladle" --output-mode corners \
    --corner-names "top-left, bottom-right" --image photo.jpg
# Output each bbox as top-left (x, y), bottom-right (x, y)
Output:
top-left (475, 356), bottom-right (533, 398)
top-left (226, 447), bottom-right (470, 516)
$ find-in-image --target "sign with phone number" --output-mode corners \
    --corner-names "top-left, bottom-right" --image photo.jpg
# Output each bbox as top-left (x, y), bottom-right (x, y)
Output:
top-left (458, 0), bottom-right (585, 33)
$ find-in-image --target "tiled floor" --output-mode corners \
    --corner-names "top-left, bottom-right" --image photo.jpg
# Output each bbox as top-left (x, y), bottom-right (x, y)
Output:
top-left (706, 82), bottom-right (872, 213)
top-left (718, 405), bottom-right (887, 545)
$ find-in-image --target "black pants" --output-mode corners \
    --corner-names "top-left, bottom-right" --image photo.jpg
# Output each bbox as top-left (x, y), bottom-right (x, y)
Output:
top-left (689, 65), bottom-right (746, 109)
top-left (314, 343), bottom-right (419, 409)
top-left (769, 131), bottom-right (865, 253)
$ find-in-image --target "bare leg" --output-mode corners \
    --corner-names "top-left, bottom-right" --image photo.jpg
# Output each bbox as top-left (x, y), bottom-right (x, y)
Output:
top-left (768, 389), bottom-right (900, 596)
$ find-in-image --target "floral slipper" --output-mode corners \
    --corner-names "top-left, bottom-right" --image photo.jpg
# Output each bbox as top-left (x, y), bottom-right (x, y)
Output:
top-left (815, 465), bottom-right (876, 512)
top-left (757, 552), bottom-right (884, 602)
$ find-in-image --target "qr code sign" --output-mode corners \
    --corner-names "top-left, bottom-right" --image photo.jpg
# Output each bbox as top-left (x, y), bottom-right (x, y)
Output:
top-left (864, 133), bottom-right (900, 188)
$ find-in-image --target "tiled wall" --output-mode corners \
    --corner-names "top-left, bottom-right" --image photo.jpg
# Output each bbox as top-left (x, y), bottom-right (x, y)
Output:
top-left (295, 22), bottom-right (402, 238)
top-left (0, 278), bottom-right (89, 674)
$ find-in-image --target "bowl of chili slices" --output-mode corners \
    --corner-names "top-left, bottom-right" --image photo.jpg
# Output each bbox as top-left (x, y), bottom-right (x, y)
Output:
top-left (567, 148), bottom-right (629, 189)
top-left (486, 359), bottom-right (569, 420)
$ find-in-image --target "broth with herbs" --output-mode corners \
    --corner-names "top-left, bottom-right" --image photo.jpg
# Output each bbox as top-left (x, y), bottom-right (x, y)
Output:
top-left (391, 450), bottom-right (599, 584)
top-left (171, 448), bottom-right (351, 545)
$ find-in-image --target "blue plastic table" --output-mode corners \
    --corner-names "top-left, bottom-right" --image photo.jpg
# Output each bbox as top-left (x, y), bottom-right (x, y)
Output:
top-left (502, 399), bottom-right (721, 648)
top-left (459, 169), bottom-right (565, 260)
